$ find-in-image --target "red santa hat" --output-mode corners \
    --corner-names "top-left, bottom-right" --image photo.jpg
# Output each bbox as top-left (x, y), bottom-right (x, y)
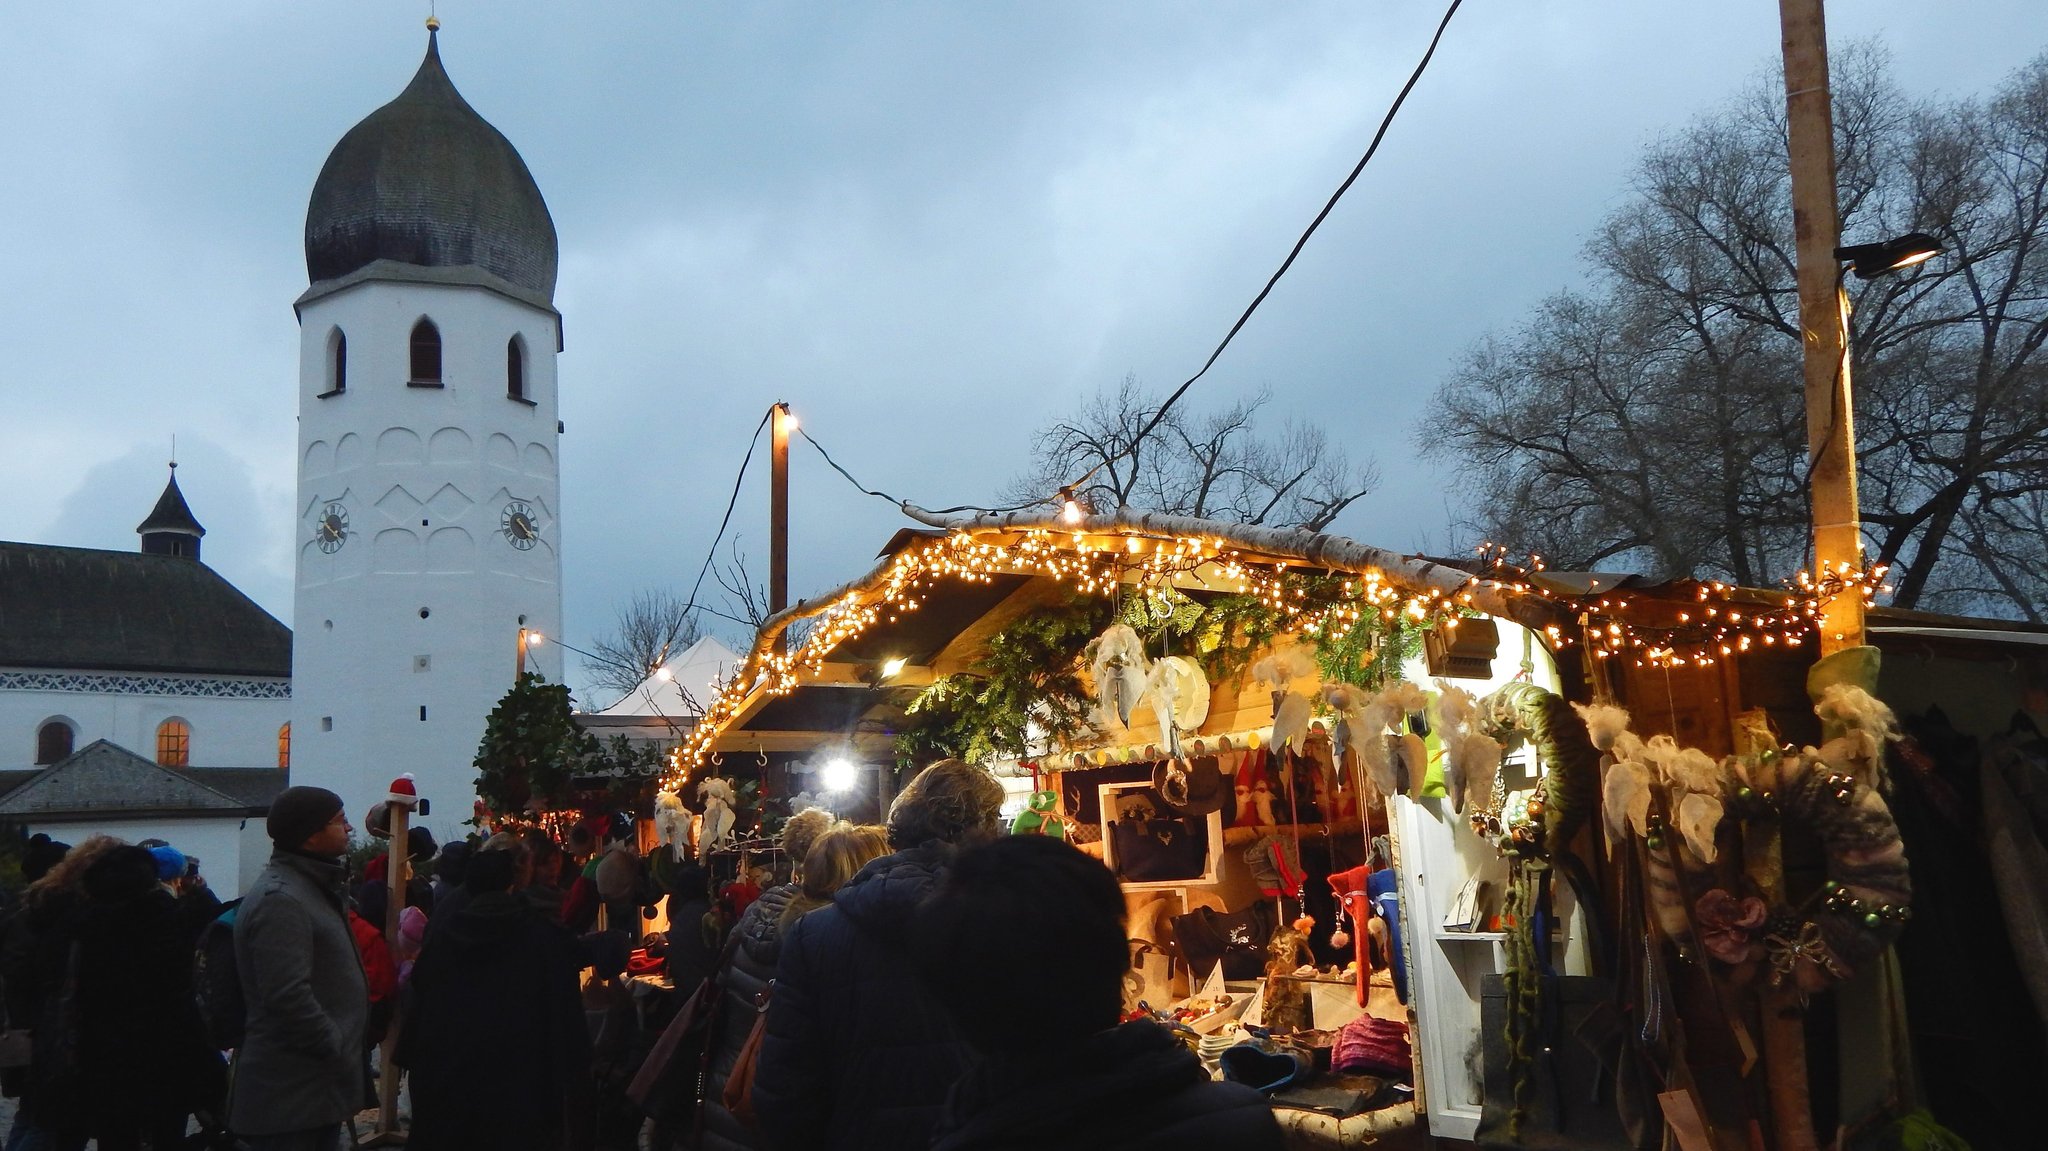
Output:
top-left (388, 773), bottom-right (420, 810)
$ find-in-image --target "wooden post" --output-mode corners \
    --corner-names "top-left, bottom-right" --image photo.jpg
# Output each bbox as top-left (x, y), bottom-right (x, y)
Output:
top-left (1781, 0), bottom-right (1864, 657)
top-left (362, 802), bottom-right (410, 1146)
top-left (770, 403), bottom-right (792, 624)
top-left (517, 626), bottom-right (530, 679)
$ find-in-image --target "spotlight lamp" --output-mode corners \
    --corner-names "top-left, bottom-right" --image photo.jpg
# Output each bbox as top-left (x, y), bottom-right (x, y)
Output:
top-left (821, 757), bottom-right (859, 793)
top-left (1834, 231), bottom-right (1942, 280)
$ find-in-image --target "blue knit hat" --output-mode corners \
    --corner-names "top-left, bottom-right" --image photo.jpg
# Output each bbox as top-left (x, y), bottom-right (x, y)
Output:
top-left (147, 844), bottom-right (187, 882)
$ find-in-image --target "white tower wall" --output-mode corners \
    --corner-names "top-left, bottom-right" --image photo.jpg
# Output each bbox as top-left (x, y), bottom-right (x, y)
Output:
top-left (292, 278), bottom-right (564, 835)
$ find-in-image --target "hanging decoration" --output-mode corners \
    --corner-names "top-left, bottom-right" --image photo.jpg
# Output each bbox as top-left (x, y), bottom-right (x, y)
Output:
top-left (697, 777), bottom-right (737, 861)
top-left (1592, 687), bottom-right (1911, 993)
top-left (653, 789), bottom-right (691, 862)
top-left (1432, 682), bottom-right (1502, 815)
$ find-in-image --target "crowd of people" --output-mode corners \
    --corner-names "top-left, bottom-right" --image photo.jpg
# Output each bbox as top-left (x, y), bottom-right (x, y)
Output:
top-left (0, 759), bottom-right (1284, 1150)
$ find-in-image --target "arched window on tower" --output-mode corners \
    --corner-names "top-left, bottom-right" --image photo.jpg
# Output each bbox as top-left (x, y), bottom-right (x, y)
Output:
top-left (326, 328), bottom-right (347, 395)
top-left (410, 319), bottom-right (442, 385)
top-left (35, 720), bottom-right (73, 765)
top-left (507, 335), bottom-right (527, 401)
top-left (277, 721), bottom-right (291, 770)
top-left (156, 718), bottom-right (190, 768)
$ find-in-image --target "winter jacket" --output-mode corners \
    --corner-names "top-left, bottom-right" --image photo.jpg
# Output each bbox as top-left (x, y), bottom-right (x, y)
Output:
top-left (930, 1020), bottom-right (1285, 1151)
top-left (698, 883), bottom-right (794, 1151)
top-left (397, 890), bottom-right (590, 1151)
top-left (752, 847), bottom-right (975, 1151)
top-left (229, 849), bottom-right (370, 1137)
top-left (15, 875), bottom-right (225, 1139)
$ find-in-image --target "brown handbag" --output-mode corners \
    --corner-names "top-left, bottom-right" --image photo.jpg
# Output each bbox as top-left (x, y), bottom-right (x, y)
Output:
top-left (721, 981), bottom-right (773, 1125)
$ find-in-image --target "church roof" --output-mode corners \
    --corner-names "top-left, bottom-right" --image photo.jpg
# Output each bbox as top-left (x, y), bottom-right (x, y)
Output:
top-left (0, 542), bottom-right (290, 677)
top-left (304, 29), bottom-right (558, 301)
top-left (136, 471), bottom-right (205, 537)
top-left (0, 740), bottom-right (256, 820)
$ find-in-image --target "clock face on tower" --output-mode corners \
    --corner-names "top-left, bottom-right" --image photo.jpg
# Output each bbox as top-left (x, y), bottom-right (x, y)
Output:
top-left (501, 501), bottom-right (540, 550)
top-left (314, 502), bottom-right (350, 553)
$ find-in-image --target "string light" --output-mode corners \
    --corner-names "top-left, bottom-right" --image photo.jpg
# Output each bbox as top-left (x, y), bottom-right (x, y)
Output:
top-left (662, 532), bottom-right (1892, 792)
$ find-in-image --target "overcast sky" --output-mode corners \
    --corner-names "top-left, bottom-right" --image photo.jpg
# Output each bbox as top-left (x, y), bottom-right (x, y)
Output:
top-left (3, 2), bottom-right (2041, 704)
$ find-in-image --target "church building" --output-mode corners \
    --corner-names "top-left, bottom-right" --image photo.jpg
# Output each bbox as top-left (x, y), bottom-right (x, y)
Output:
top-left (0, 25), bottom-right (569, 875)
top-left (289, 23), bottom-right (566, 832)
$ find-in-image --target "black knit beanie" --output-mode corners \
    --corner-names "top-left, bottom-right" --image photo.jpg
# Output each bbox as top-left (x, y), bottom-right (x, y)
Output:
top-left (267, 786), bottom-right (345, 848)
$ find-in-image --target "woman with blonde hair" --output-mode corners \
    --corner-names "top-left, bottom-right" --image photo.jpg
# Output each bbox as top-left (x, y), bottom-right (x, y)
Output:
top-left (777, 823), bottom-right (889, 932)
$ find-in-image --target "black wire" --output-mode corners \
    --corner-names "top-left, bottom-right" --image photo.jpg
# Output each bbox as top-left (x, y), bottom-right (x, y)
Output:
top-left (683, 407), bottom-right (774, 617)
top-left (1070, 0), bottom-right (1465, 494)
top-left (796, 426), bottom-right (1045, 516)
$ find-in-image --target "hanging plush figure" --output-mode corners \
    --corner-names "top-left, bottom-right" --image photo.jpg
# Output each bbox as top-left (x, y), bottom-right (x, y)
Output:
top-left (697, 777), bottom-right (737, 860)
top-left (653, 790), bottom-right (691, 862)
top-left (1090, 624), bottom-right (1150, 728)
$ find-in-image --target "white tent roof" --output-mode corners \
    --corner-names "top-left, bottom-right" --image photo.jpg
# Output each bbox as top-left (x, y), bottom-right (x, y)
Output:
top-left (597, 635), bottom-right (742, 718)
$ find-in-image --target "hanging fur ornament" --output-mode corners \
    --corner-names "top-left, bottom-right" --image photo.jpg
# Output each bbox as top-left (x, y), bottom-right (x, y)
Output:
top-left (697, 777), bottom-right (737, 861)
top-left (1571, 702), bottom-right (1631, 752)
top-left (654, 790), bottom-right (691, 862)
top-left (1089, 624), bottom-right (1150, 728)
top-left (1434, 682), bottom-right (1504, 815)
top-left (1811, 683), bottom-right (1900, 792)
top-left (1602, 755), bottom-right (1656, 846)
top-left (1322, 684), bottom-right (1368, 768)
top-left (1271, 691), bottom-right (1312, 755)
top-left (1396, 731), bottom-right (1429, 799)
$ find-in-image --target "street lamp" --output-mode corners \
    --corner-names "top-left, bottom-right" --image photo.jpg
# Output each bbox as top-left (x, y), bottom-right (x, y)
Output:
top-left (1835, 232), bottom-right (1941, 280)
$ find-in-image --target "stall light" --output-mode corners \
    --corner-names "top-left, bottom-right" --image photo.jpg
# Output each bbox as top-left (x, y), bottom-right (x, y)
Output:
top-left (880, 656), bottom-right (907, 679)
top-left (821, 757), bottom-right (860, 793)
top-left (654, 666), bottom-right (674, 682)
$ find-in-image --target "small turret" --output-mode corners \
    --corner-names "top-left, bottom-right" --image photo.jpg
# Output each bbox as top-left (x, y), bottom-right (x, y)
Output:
top-left (137, 464), bottom-right (205, 561)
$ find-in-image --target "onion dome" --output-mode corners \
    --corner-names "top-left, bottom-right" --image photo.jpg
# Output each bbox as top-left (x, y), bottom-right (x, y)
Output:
top-left (304, 29), bottom-right (557, 302)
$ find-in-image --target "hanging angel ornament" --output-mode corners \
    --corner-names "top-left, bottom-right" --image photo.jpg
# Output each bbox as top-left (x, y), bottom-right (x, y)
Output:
top-left (697, 777), bottom-right (737, 860)
top-left (653, 790), bottom-right (691, 862)
top-left (1089, 624), bottom-right (1150, 729)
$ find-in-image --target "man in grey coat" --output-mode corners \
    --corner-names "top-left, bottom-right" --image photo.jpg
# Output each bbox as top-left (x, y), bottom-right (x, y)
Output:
top-left (230, 786), bottom-right (370, 1151)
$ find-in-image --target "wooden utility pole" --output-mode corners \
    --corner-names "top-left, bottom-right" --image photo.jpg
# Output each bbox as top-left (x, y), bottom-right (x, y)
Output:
top-left (1782, 0), bottom-right (1865, 657)
top-left (770, 402), bottom-right (792, 619)
top-left (363, 801), bottom-right (411, 1147)
top-left (516, 626), bottom-right (532, 678)
top-left (1768, 6), bottom-right (1847, 1150)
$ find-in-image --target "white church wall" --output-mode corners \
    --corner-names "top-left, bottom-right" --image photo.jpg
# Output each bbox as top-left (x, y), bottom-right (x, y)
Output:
top-left (292, 279), bottom-right (565, 838)
top-left (1, 672), bottom-right (290, 771)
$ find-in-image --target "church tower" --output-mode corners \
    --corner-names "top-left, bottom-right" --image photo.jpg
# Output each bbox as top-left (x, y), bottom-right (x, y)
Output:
top-left (292, 24), bottom-right (564, 830)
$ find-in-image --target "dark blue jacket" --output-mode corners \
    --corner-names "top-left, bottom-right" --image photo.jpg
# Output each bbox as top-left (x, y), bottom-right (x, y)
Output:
top-left (931, 1021), bottom-right (1286, 1151)
top-left (752, 847), bottom-right (974, 1151)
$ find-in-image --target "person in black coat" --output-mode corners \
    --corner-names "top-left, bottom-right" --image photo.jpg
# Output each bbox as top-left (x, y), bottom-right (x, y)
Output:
top-left (917, 836), bottom-right (1286, 1151)
top-left (397, 849), bottom-right (593, 1151)
top-left (751, 761), bottom-right (1007, 1151)
top-left (36, 845), bottom-right (226, 1151)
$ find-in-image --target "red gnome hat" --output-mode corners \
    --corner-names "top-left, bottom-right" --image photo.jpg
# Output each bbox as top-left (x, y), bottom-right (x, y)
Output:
top-left (388, 773), bottom-right (421, 811)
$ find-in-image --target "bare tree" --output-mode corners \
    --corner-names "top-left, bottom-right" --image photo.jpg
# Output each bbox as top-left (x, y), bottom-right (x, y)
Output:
top-left (713, 538), bottom-right (815, 647)
top-left (586, 589), bottom-right (703, 699)
top-left (1007, 375), bottom-right (1379, 531)
top-left (1424, 45), bottom-right (2048, 614)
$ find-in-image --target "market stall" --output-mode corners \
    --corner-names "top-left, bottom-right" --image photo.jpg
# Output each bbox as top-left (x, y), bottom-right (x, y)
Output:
top-left (662, 514), bottom-right (2048, 1150)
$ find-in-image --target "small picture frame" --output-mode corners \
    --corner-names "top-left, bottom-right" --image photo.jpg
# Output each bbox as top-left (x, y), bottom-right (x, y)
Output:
top-left (1098, 780), bottom-right (1224, 890)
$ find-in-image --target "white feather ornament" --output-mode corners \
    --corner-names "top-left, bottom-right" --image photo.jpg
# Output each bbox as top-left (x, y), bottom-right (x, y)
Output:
top-left (1272, 692), bottom-right (1312, 755)
top-left (1665, 747), bottom-right (1726, 797)
top-left (1572, 702), bottom-right (1632, 752)
top-left (1602, 758), bottom-right (1655, 845)
top-left (1812, 684), bottom-right (1898, 790)
top-left (1152, 656), bottom-right (1211, 732)
top-left (1357, 729), bottom-right (1397, 800)
top-left (1676, 792), bottom-right (1725, 863)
